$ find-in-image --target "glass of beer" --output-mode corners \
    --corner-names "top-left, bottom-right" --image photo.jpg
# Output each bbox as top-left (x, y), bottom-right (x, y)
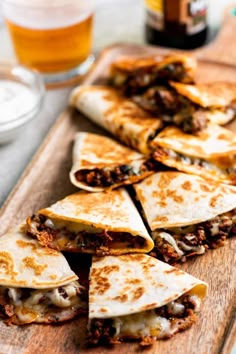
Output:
top-left (3, 0), bottom-right (94, 85)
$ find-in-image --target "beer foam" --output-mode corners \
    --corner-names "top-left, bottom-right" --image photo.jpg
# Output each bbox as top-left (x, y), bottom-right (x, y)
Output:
top-left (3, 1), bottom-right (93, 29)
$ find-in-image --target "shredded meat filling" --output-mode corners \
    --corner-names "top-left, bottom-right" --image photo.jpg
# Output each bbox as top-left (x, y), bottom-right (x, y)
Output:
top-left (75, 158), bottom-right (163, 188)
top-left (132, 86), bottom-right (209, 134)
top-left (27, 215), bottom-right (146, 255)
top-left (149, 210), bottom-right (236, 263)
top-left (87, 294), bottom-right (198, 346)
top-left (111, 62), bottom-right (193, 96)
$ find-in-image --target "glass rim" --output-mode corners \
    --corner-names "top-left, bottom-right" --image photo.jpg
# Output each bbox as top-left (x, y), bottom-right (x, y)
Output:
top-left (2, 0), bottom-right (93, 9)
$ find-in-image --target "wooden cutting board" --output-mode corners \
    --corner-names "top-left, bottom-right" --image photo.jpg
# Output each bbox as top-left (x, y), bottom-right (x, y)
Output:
top-left (1, 14), bottom-right (236, 353)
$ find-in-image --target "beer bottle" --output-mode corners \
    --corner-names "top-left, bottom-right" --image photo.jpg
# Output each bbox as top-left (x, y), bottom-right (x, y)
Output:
top-left (145, 0), bottom-right (208, 49)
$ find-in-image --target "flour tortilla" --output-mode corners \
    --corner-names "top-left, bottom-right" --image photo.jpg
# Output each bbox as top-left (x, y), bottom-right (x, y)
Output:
top-left (0, 228), bottom-right (77, 289)
top-left (70, 132), bottom-right (155, 192)
top-left (89, 254), bottom-right (207, 319)
top-left (70, 86), bottom-right (162, 154)
top-left (134, 171), bottom-right (236, 230)
top-left (27, 189), bottom-right (154, 255)
top-left (151, 125), bottom-right (236, 184)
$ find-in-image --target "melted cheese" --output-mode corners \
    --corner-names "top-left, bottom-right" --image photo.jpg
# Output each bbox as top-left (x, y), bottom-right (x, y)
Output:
top-left (45, 218), bottom-right (102, 234)
top-left (110, 295), bottom-right (201, 339)
top-left (3, 281), bottom-right (84, 324)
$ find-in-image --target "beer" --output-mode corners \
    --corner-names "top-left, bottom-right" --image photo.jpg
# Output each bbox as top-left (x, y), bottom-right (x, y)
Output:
top-left (145, 0), bottom-right (208, 49)
top-left (3, 0), bottom-right (93, 74)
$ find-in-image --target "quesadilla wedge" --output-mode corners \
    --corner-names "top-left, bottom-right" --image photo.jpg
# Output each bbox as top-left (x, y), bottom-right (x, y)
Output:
top-left (88, 254), bottom-right (207, 346)
top-left (70, 85), bottom-right (163, 154)
top-left (70, 132), bottom-right (162, 191)
top-left (26, 189), bottom-right (154, 256)
top-left (151, 125), bottom-right (236, 185)
top-left (0, 229), bottom-right (86, 325)
top-left (131, 83), bottom-right (235, 134)
top-left (169, 81), bottom-right (236, 125)
top-left (134, 171), bottom-right (236, 263)
top-left (109, 53), bottom-right (196, 95)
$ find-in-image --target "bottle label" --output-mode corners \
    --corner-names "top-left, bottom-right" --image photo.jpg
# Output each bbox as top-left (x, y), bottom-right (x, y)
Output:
top-left (145, 0), bottom-right (164, 31)
top-left (145, 0), bottom-right (207, 35)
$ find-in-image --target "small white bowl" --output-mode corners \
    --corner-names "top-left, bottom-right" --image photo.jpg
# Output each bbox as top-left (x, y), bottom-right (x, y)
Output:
top-left (0, 63), bottom-right (45, 144)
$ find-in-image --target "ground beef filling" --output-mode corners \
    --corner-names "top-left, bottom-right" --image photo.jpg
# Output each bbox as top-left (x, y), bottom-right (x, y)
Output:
top-left (153, 147), bottom-right (236, 177)
top-left (149, 210), bottom-right (236, 263)
top-left (111, 63), bottom-right (193, 96)
top-left (132, 86), bottom-right (208, 134)
top-left (75, 158), bottom-right (162, 188)
top-left (27, 215), bottom-right (146, 255)
top-left (87, 294), bottom-right (199, 346)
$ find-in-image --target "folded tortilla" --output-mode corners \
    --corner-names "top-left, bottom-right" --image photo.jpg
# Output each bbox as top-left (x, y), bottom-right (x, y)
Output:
top-left (70, 86), bottom-right (163, 154)
top-left (70, 132), bottom-right (162, 192)
top-left (88, 254), bottom-right (207, 346)
top-left (109, 53), bottom-right (196, 95)
top-left (26, 189), bottom-right (154, 255)
top-left (0, 228), bottom-right (86, 325)
top-left (170, 81), bottom-right (236, 125)
top-left (151, 125), bottom-right (236, 185)
top-left (134, 171), bottom-right (236, 263)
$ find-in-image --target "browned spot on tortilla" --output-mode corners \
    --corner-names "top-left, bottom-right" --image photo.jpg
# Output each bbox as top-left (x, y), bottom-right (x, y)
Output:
top-left (140, 302), bottom-right (157, 311)
top-left (153, 216), bottom-right (169, 223)
top-left (113, 294), bottom-right (128, 302)
top-left (101, 265), bottom-right (120, 275)
top-left (94, 276), bottom-right (111, 295)
top-left (22, 257), bottom-right (48, 276)
top-left (16, 240), bottom-right (59, 256)
top-left (50, 275), bottom-right (57, 280)
top-left (132, 287), bottom-right (144, 300)
top-left (194, 197), bottom-right (199, 202)
top-left (218, 133), bottom-right (228, 140)
top-left (167, 189), bottom-right (183, 203)
top-left (181, 181), bottom-right (191, 190)
top-left (0, 252), bottom-right (17, 278)
top-left (145, 178), bottom-right (153, 186)
top-left (210, 195), bottom-right (218, 208)
top-left (157, 173), bottom-right (174, 188)
top-left (165, 268), bottom-right (182, 274)
top-left (129, 278), bottom-right (141, 284)
top-left (99, 308), bottom-right (108, 312)
top-left (200, 184), bottom-right (212, 192)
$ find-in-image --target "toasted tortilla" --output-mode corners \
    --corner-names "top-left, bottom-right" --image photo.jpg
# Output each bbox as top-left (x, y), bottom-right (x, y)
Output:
top-left (0, 229), bottom-right (86, 325)
top-left (170, 81), bottom-right (236, 108)
top-left (109, 53), bottom-right (196, 88)
top-left (134, 171), bottom-right (236, 230)
top-left (70, 132), bottom-right (159, 192)
top-left (88, 254), bottom-right (207, 345)
top-left (26, 189), bottom-right (154, 255)
top-left (134, 172), bottom-right (236, 263)
top-left (0, 229), bottom-right (77, 289)
top-left (151, 125), bottom-right (236, 184)
top-left (70, 86), bottom-right (163, 154)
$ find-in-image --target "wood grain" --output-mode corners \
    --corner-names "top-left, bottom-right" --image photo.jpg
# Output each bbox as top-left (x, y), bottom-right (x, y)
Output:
top-left (0, 44), bottom-right (236, 354)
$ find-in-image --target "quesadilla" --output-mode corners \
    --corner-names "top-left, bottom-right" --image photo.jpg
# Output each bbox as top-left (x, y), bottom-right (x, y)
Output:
top-left (70, 132), bottom-right (162, 191)
top-left (169, 81), bottom-right (236, 126)
top-left (131, 83), bottom-right (236, 134)
top-left (26, 189), bottom-right (154, 256)
top-left (0, 229), bottom-right (86, 325)
top-left (151, 125), bottom-right (236, 185)
top-left (134, 171), bottom-right (236, 263)
top-left (109, 53), bottom-right (196, 95)
top-left (88, 254), bottom-right (207, 346)
top-left (70, 85), bottom-right (163, 154)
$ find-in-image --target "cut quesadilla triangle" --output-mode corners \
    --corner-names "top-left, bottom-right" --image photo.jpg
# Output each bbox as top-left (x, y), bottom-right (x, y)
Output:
top-left (151, 125), bottom-right (236, 185)
top-left (26, 189), bottom-right (154, 255)
top-left (70, 132), bottom-right (162, 192)
top-left (70, 85), bottom-right (163, 154)
top-left (88, 254), bottom-right (207, 346)
top-left (109, 53), bottom-right (196, 94)
top-left (0, 229), bottom-right (86, 325)
top-left (170, 81), bottom-right (236, 108)
top-left (134, 171), bottom-right (236, 263)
